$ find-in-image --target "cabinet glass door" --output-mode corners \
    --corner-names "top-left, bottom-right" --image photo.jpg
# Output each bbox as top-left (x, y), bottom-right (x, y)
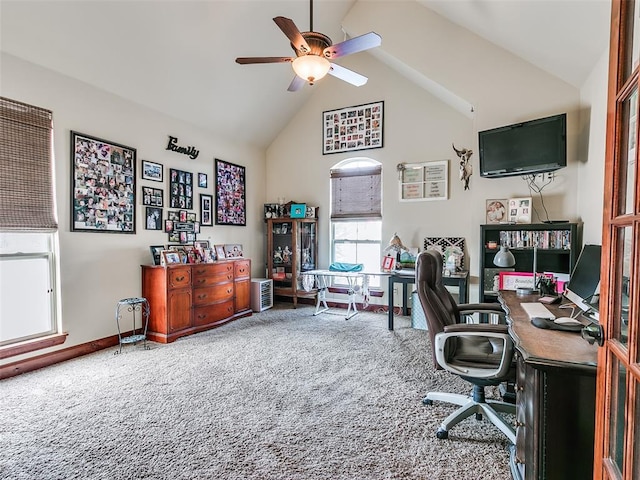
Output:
top-left (271, 220), bottom-right (293, 288)
top-left (296, 220), bottom-right (316, 288)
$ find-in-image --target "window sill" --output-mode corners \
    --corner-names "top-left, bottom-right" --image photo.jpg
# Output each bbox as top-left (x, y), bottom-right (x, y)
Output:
top-left (0, 333), bottom-right (68, 360)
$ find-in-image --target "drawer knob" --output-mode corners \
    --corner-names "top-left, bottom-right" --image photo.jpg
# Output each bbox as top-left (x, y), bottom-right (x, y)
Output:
top-left (175, 276), bottom-right (185, 281)
top-left (227, 288), bottom-right (233, 294)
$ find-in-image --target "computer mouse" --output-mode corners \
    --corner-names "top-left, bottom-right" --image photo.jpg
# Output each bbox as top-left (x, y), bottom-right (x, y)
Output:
top-left (554, 317), bottom-right (583, 326)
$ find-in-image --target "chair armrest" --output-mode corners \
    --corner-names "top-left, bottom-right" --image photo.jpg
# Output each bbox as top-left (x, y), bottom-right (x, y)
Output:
top-left (457, 303), bottom-right (506, 323)
top-left (444, 323), bottom-right (509, 334)
top-left (435, 325), bottom-right (513, 380)
top-left (458, 302), bottom-right (505, 312)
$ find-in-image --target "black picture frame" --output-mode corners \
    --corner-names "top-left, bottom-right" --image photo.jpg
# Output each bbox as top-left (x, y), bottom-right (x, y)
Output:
top-left (169, 168), bottom-right (193, 210)
top-left (142, 186), bottom-right (163, 207)
top-left (322, 101), bottom-right (384, 155)
top-left (198, 172), bottom-right (208, 188)
top-left (214, 158), bottom-right (246, 226)
top-left (70, 131), bottom-right (136, 233)
top-left (149, 245), bottom-right (165, 265)
top-left (145, 207), bottom-right (163, 230)
top-left (142, 160), bottom-right (163, 182)
top-left (200, 194), bottom-right (213, 226)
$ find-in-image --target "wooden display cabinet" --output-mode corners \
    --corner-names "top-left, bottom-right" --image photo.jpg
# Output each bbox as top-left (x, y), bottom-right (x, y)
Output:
top-left (266, 217), bottom-right (317, 306)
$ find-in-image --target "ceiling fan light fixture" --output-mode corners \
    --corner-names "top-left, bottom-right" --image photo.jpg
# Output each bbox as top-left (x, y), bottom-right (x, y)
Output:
top-left (292, 55), bottom-right (331, 85)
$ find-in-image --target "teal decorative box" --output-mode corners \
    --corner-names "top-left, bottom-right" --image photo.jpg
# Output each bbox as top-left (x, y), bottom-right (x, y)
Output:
top-left (411, 291), bottom-right (428, 330)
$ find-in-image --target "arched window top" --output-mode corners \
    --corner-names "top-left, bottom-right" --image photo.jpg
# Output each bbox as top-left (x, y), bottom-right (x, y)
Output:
top-left (331, 157), bottom-right (381, 171)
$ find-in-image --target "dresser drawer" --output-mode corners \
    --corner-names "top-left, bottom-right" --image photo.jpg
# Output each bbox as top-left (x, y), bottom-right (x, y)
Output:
top-left (193, 284), bottom-right (234, 306)
top-left (234, 259), bottom-right (251, 279)
top-left (167, 266), bottom-right (191, 289)
top-left (193, 271), bottom-right (234, 287)
top-left (193, 262), bottom-right (233, 279)
top-left (193, 300), bottom-right (235, 326)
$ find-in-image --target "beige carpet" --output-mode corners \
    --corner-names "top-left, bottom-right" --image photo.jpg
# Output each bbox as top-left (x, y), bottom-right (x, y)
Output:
top-left (0, 305), bottom-right (512, 479)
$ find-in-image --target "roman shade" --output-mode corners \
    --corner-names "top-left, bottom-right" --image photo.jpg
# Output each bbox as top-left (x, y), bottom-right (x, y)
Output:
top-left (330, 165), bottom-right (382, 220)
top-left (0, 97), bottom-right (57, 231)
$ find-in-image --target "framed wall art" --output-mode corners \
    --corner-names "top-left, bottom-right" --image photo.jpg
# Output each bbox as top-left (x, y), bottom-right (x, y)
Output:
top-left (322, 101), bottom-right (383, 155)
top-left (214, 158), bottom-right (246, 226)
top-left (145, 207), bottom-right (163, 230)
top-left (508, 197), bottom-right (532, 224)
top-left (169, 168), bottom-right (193, 210)
top-left (200, 194), bottom-right (213, 226)
top-left (399, 160), bottom-right (449, 201)
top-left (198, 172), bottom-right (208, 188)
top-left (71, 131), bottom-right (136, 233)
top-left (142, 186), bottom-right (163, 207)
top-left (142, 160), bottom-right (163, 182)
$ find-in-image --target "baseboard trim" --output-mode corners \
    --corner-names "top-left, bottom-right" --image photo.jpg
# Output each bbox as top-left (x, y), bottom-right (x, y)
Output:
top-left (0, 334), bottom-right (120, 380)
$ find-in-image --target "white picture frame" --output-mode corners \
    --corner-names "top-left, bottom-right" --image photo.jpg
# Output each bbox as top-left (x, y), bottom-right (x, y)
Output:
top-left (399, 160), bottom-right (449, 201)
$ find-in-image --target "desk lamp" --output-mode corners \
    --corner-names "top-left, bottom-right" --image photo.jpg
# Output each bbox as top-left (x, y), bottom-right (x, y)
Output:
top-left (493, 244), bottom-right (538, 295)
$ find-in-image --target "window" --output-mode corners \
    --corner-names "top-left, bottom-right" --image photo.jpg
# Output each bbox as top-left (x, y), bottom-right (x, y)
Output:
top-left (0, 97), bottom-right (60, 351)
top-left (330, 158), bottom-right (382, 287)
top-left (0, 233), bottom-right (58, 346)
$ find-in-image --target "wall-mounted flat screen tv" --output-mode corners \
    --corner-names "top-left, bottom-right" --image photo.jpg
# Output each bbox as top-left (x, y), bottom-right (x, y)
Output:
top-left (478, 113), bottom-right (567, 178)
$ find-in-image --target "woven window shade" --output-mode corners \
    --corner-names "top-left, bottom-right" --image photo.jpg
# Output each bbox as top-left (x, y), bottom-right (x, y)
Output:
top-left (330, 165), bottom-right (382, 220)
top-left (0, 97), bottom-right (57, 231)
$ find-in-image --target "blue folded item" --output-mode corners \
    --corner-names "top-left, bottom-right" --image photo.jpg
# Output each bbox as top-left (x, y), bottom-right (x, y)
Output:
top-left (329, 262), bottom-right (364, 272)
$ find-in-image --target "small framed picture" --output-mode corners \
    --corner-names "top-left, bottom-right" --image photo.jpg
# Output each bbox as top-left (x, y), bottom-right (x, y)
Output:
top-left (290, 203), bottom-right (306, 218)
top-left (164, 219), bottom-right (174, 233)
top-left (161, 250), bottom-right (182, 266)
top-left (200, 194), bottom-right (213, 226)
top-left (145, 207), bottom-right (163, 230)
top-left (381, 255), bottom-right (396, 272)
top-left (194, 240), bottom-right (210, 250)
top-left (149, 245), bottom-right (165, 265)
top-left (224, 244), bottom-right (244, 258)
top-left (215, 244), bottom-right (226, 260)
top-left (198, 173), bottom-right (208, 188)
top-left (142, 160), bottom-right (163, 182)
top-left (142, 186), bottom-right (164, 207)
top-left (485, 199), bottom-right (508, 224)
top-left (508, 197), bottom-right (532, 224)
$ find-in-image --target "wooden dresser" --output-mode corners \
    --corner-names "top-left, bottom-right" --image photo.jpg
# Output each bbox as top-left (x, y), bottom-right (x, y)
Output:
top-left (141, 259), bottom-right (251, 343)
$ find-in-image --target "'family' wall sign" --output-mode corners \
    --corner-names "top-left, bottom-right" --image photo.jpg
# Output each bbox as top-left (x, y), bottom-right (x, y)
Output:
top-left (166, 135), bottom-right (199, 160)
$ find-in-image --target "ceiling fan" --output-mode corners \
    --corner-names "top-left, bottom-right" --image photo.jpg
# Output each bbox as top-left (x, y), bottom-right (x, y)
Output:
top-left (235, 0), bottom-right (381, 92)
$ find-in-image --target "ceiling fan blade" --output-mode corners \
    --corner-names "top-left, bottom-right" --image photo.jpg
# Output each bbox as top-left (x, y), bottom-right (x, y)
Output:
top-left (328, 63), bottom-right (368, 87)
top-left (235, 57), bottom-right (292, 65)
top-left (287, 75), bottom-right (306, 92)
top-left (273, 16), bottom-right (311, 54)
top-left (323, 32), bottom-right (381, 60)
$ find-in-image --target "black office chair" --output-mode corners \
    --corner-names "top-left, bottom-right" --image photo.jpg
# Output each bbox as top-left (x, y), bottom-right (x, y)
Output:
top-left (415, 249), bottom-right (516, 442)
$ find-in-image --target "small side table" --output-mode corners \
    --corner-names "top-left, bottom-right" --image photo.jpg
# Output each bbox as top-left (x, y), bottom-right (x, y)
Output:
top-left (115, 297), bottom-right (150, 354)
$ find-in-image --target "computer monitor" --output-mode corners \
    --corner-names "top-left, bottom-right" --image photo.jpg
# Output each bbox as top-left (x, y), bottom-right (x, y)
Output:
top-left (563, 244), bottom-right (602, 317)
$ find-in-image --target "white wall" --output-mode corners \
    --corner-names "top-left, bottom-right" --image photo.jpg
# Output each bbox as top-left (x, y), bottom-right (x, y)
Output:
top-left (1, 53), bottom-right (267, 365)
top-left (578, 49), bottom-right (610, 245)
top-left (266, 1), bottom-right (605, 304)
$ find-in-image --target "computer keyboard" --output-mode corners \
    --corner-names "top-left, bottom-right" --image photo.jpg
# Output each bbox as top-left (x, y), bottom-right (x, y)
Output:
top-left (520, 302), bottom-right (556, 320)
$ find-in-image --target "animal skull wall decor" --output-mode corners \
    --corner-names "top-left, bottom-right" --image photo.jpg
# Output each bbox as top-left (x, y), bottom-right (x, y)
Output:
top-left (453, 144), bottom-right (473, 191)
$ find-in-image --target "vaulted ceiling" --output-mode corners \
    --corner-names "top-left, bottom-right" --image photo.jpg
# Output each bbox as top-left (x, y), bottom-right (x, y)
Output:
top-left (0, 0), bottom-right (610, 149)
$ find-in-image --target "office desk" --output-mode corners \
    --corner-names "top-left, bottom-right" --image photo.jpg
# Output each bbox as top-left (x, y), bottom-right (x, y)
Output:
top-left (499, 291), bottom-right (598, 480)
top-left (387, 270), bottom-right (469, 330)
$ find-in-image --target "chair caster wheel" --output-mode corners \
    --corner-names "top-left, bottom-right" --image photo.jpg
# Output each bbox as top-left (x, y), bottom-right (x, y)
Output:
top-left (436, 429), bottom-right (449, 439)
top-left (423, 398), bottom-right (433, 405)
